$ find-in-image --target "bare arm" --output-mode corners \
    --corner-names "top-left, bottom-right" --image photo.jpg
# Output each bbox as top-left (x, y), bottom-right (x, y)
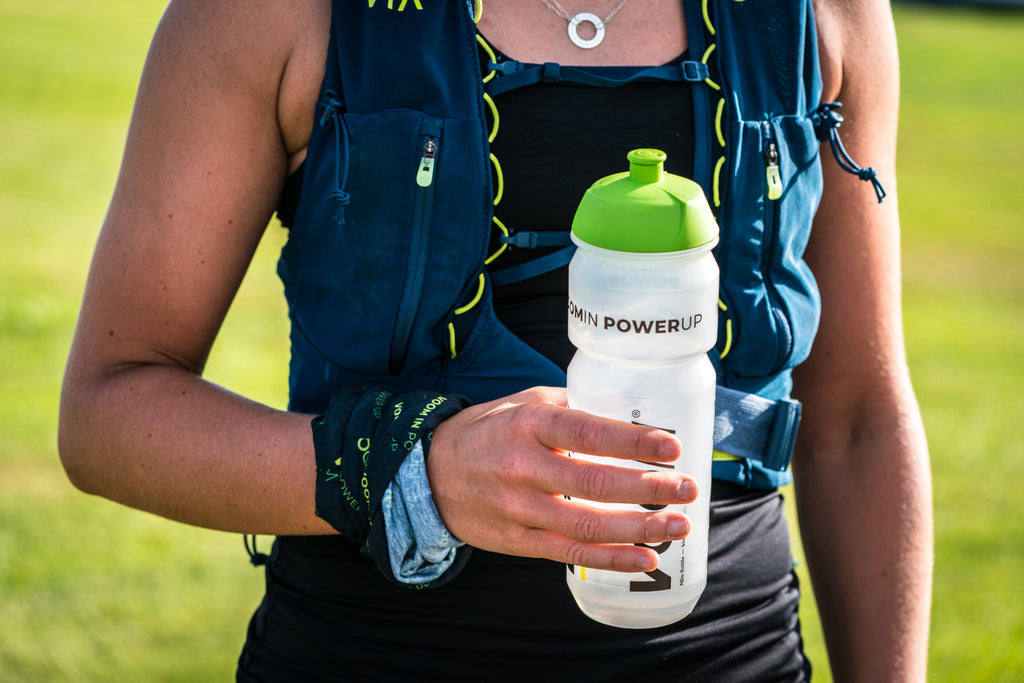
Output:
top-left (59, 0), bottom-right (334, 535)
top-left (58, 0), bottom-right (695, 566)
top-left (794, 1), bottom-right (933, 679)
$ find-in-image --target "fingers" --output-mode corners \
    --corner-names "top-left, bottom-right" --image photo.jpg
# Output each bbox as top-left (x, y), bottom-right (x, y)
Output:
top-left (538, 497), bottom-right (691, 546)
top-left (560, 460), bottom-right (697, 506)
top-left (427, 389), bottom-right (703, 573)
top-left (512, 526), bottom-right (668, 573)
top-left (524, 400), bottom-right (682, 464)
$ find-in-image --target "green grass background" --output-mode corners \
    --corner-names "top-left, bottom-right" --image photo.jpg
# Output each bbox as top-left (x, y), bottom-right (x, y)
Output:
top-left (1, 2), bottom-right (1021, 680)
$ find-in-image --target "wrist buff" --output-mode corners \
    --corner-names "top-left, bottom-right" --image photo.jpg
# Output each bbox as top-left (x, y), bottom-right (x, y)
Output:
top-left (312, 387), bottom-right (472, 587)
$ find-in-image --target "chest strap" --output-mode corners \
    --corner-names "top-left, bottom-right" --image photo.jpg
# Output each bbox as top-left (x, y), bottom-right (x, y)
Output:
top-left (485, 60), bottom-right (709, 97)
top-left (712, 386), bottom-right (800, 489)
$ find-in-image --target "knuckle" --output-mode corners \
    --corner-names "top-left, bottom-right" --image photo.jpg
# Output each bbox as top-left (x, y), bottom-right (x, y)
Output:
top-left (651, 473), bottom-right (681, 502)
top-left (576, 464), bottom-right (613, 501)
top-left (563, 540), bottom-right (591, 568)
top-left (493, 490), bottom-right (528, 523)
top-left (571, 418), bottom-right (604, 455)
top-left (572, 511), bottom-right (605, 542)
top-left (640, 512), bottom-right (666, 543)
top-left (510, 402), bottom-right (547, 439)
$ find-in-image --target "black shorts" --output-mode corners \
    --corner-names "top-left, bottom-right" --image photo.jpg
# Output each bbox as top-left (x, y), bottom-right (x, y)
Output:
top-left (237, 483), bottom-right (810, 682)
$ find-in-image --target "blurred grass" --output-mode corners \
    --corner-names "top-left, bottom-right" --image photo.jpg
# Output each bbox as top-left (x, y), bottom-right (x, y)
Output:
top-left (894, 5), bottom-right (1024, 681)
top-left (1, 1), bottom-right (1022, 680)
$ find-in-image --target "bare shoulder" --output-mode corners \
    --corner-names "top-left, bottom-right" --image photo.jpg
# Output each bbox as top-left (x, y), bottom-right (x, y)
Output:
top-left (150, 0), bottom-right (329, 161)
top-left (812, 0), bottom-right (899, 102)
top-left (68, 0), bottom-right (331, 378)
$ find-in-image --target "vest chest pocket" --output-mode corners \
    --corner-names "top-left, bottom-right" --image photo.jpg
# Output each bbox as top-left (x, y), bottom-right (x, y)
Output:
top-left (716, 115), bottom-right (821, 386)
top-left (287, 110), bottom-right (447, 378)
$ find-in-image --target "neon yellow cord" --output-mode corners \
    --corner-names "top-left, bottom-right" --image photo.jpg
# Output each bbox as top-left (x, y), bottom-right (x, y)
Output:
top-left (701, 45), bottom-right (721, 91)
top-left (455, 274), bottom-right (486, 315)
top-left (483, 92), bottom-right (499, 143)
top-left (448, 323), bottom-right (458, 358)
top-left (717, 299), bottom-right (732, 358)
top-left (712, 156), bottom-right (725, 208)
top-left (490, 153), bottom-right (504, 205)
top-left (715, 98), bottom-right (726, 148)
top-left (476, 34), bottom-right (496, 83)
top-left (485, 216), bottom-right (509, 264)
top-left (473, 0), bottom-right (483, 23)
top-left (702, 0), bottom-right (715, 35)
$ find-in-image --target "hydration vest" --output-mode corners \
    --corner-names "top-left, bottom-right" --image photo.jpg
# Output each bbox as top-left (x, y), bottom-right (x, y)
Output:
top-left (279, 0), bottom-right (843, 488)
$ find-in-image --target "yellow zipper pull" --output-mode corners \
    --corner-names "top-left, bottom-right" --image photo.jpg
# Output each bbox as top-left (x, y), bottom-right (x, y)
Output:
top-left (416, 137), bottom-right (437, 187)
top-left (765, 141), bottom-right (783, 200)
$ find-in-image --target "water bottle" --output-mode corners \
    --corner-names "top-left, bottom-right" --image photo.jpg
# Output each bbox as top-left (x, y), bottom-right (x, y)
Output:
top-left (565, 149), bottom-right (720, 629)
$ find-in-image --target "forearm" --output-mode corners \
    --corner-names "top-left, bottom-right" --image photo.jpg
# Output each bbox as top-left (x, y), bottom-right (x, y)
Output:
top-left (59, 362), bottom-right (333, 536)
top-left (793, 386), bottom-right (933, 682)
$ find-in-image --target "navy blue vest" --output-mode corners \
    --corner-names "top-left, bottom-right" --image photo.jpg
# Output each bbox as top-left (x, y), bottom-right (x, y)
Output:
top-left (280, 0), bottom-right (822, 428)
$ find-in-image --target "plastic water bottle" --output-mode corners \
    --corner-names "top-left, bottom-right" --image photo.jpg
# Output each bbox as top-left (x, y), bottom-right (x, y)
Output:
top-left (565, 149), bottom-right (720, 629)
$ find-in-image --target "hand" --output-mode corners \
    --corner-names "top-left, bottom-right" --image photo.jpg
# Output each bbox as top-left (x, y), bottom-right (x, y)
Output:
top-left (427, 386), bottom-right (698, 572)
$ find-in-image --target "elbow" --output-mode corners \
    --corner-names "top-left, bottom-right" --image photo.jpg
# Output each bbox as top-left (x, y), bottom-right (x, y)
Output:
top-left (57, 380), bottom-right (105, 496)
top-left (57, 420), bottom-right (97, 496)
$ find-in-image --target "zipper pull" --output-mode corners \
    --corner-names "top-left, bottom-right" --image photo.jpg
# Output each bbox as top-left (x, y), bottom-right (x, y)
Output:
top-left (416, 137), bottom-right (437, 187)
top-left (765, 141), bottom-right (783, 200)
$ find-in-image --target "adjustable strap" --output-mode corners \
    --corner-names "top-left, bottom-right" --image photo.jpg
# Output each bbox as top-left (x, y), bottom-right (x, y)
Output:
top-left (485, 60), bottom-right (710, 97)
top-left (488, 230), bottom-right (576, 286)
top-left (712, 386), bottom-right (801, 489)
top-left (499, 231), bottom-right (573, 249)
top-left (489, 245), bottom-right (576, 287)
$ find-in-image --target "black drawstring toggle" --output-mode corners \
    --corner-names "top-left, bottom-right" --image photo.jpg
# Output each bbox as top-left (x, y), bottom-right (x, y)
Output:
top-left (244, 534), bottom-right (268, 567)
top-left (811, 102), bottom-right (887, 203)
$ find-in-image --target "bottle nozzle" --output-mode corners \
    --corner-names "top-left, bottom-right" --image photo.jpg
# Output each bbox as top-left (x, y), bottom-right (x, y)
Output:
top-left (628, 148), bottom-right (666, 184)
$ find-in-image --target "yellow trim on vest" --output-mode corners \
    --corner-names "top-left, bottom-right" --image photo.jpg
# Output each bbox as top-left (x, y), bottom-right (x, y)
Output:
top-left (485, 216), bottom-right (510, 265)
top-left (483, 93), bottom-right (499, 143)
top-left (455, 273), bottom-right (486, 316)
top-left (490, 152), bottom-right (504, 205)
top-left (712, 156), bottom-right (725, 207)
top-left (701, 45), bottom-right (721, 91)
top-left (476, 35), bottom-right (496, 83)
top-left (702, 0), bottom-right (715, 35)
top-left (717, 298), bottom-right (733, 359)
top-left (715, 98), bottom-right (726, 148)
top-left (447, 323), bottom-right (458, 359)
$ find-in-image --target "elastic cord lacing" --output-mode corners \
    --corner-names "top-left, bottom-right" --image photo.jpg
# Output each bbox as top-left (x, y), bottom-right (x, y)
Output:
top-left (812, 102), bottom-right (887, 203)
top-left (244, 534), bottom-right (268, 566)
top-left (319, 91), bottom-right (352, 223)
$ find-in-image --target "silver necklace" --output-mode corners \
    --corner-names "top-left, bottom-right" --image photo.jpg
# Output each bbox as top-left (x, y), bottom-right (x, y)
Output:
top-left (541, 0), bottom-right (631, 50)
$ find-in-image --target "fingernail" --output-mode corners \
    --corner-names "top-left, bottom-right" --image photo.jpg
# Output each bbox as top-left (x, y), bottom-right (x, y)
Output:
top-left (636, 553), bottom-right (658, 572)
top-left (668, 518), bottom-right (689, 538)
top-left (677, 479), bottom-right (698, 501)
top-left (660, 437), bottom-right (680, 460)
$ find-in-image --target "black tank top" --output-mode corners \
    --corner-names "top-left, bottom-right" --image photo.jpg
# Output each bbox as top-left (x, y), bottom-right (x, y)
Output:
top-left (484, 46), bottom-right (695, 369)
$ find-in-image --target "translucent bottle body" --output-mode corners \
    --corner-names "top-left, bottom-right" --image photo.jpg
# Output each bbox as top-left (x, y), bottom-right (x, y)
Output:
top-left (565, 239), bottom-right (719, 629)
top-left (566, 351), bottom-right (715, 628)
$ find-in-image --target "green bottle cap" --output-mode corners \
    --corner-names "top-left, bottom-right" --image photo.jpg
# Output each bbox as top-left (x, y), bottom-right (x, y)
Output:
top-left (571, 149), bottom-right (719, 253)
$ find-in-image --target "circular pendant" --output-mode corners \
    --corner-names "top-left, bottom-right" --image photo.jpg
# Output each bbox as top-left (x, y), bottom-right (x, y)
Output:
top-left (567, 12), bottom-right (605, 49)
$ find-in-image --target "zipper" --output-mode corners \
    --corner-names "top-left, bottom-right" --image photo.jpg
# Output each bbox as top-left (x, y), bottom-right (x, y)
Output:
top-left (760, 121), bottom-right (793, 373)
top-left (416, 137), bottom-right (437, 187)
top-left (764, 140), bottom-right (783, 201)
top-left (390, 132), bottom-right (440, 373)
